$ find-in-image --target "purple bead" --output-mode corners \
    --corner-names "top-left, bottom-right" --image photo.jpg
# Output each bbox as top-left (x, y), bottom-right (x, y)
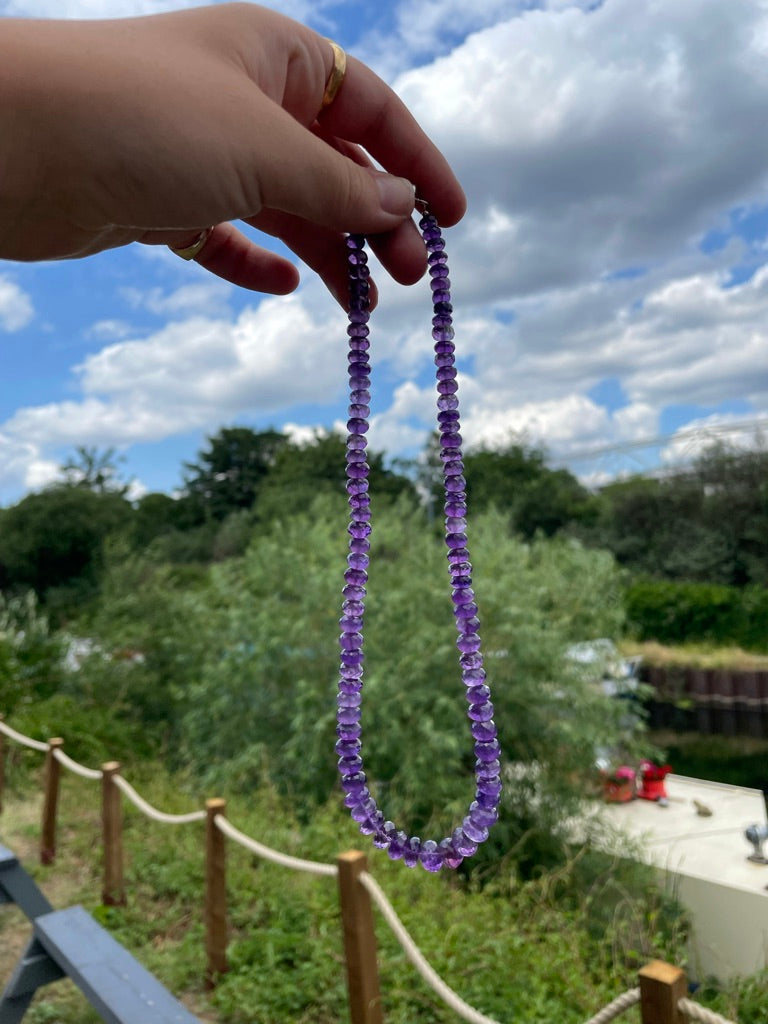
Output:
top-left (465, 684), bottom-right (491, 704)
top-left (344, 568), bottom-right (368, 587)
top-left (476, 778), bottom-right (502, 805)
top-left (463, 668), bottom-right (486, 685)
top-left (349, 310), bottom-right (370, 324)
top-left (343, 598), bottom-right (365, 616)
top-left (419, 839), bottom-right (444, 873)
top-left (444, 501), bottom-right (467, 519)
top-left (335, 738), bottom-right (361, 757)
top-left (438, 395), bottom-right (459, 412)
top-left (452, 587), bottom-right (474, 605)
top-left (439, 838), bottom-right (463, 870)
top-left (348, 406), bottom-right (370, 422)
top-left (350, 797), bottom-right (377, 823)
top-left (349, 538), bottom-right (370, 554)
top-left (339, 678), bottom-right (362, 697)
top-left (346, 480), bottom-right (369, 497)
top-left (457, 634), bottom-right (481, 654)
top-left (462, 817), bottom-right (489, 844)
top-left (434, 340), bottom-right (455, 356)
top-left (428, 250), bottom-right (448, 265)
top-left (443, 460), bottom-right (464, 477)
top-left (454, 604), bottom-right (479, 621)
top-left (469, 801), bottom-right (499, 829)
top-left (344, 789), bottom-right (368, 808)
top-left (447, 534), bottom-right (469, 552)
top-left (403, 837), bottom-right (421, 868)
top-left (339, 631), bottom-right (363, 651)
top-left (347, 434), bottom-right (367, 451)
top-left (336, 722), bottom-right (362, 740)
top-left (460, 651), bottom-right (484, 669)
top-left (340, 650), bottom-right (364, 669)
top-left (441, 430), bottom-right (462, 447)
top-left (445, 476), bottom-right (466, 494)
top-left (348, 526), bottom-right (371, 543)
top-left (372, 829), bottom-right (391, 849)
top-left (337, 690), bottom-right (361, 708)
top-left (471, 719), bottom-right (497, 743)
top-left (341, 772), bottom-right (367, 794)
top-left (475, 740), bottom-right (501, 763)
top-left (351, 388), bottom-right (371, 404)
top-left (347, 552), bottom-right (370, 570)
top-left (347, 322), bottom-right (369, 337)
top-left (452, 827), bottom-right (477, 858)
top-left (342, 584), bottom-right (366, 602)
top-left (437, 379), bottom-right (458, 396)
top-left (338, 754), bottom-right (364, 775)
top-left (387, 829), bottom-right (408, 861)
top-left (432, 290), bottom-right (451, 304)
top-left (467, 701), bottom-right (494, 722)
top-left (475, 758), bottom-right (501, 779)
top-left (338, 704), bottom-right (362, 724)
top-left (429, 263), bottom-right (449, 278)
top-left (347, 417), bottom-right (369, 435)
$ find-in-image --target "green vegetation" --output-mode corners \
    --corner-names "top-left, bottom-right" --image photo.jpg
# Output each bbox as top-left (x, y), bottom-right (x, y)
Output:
top-left (3, 429), bottom-right (768, 1019)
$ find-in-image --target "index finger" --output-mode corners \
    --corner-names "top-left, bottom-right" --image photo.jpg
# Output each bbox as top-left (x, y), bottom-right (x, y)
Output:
top-left (317, 55), bottom-right (466, 228)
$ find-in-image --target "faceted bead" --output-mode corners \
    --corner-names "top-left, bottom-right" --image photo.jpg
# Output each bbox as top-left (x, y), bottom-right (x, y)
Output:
top-left (347, 417), bottom-right (369, 435)
top-left (338, 704), bottom-right (362, 724)
top-left (445, 475), bottom-right (466, 494)
top-left (450, 560), bottom-right (472, 577)
top-left (338, 678), bottom-right (362, 697)
top-left (475, 758), bottom-right (501, 779)
top-left (434, 340), bottom-right (455, 356)
top-left (335, 737), bottom-right (361, 758)
top-left (463, 668), bottom-right (486, 686)
top-left (439, 837), bottom-right (463, 870)
top-left (336, 722), bottom-right (362, 740)
top-left (454, 605), bottom-right (479, 622)
top-left (344, 789), bottom-right (368, 808)
top-left (470, 801), bottom-right (499, 829)
top-left (471, 719), bottom-right (497, 743)
top-left (419, 839), bottom-right (444, 873)
top-left (340, 650), bottom-right (364, 668)
top-left (477, 777), bottom-right (503, 802)
top-left (476, 789), bottom-right (501, 810)
top-left (337, 689), bottom-right (362, 708)
top-left (343, 597), bottom-right (365, 616)
top-left (348, 405), bottom-right (370, 420)
top-left (457, 634), bottom-right (481, 654)
top-left (437, 409), bottom-right (460, 424)
top-left (428, 250), bottom-right (448, 265)
top-left (452, 587), bottom-right (474, 605)
top-left (444, 460), bottom-right (464, 477)
top-left (347, 450), bottom-right (367, 465)
top-left (403, 836), bottom-right (421, 868)
top-left (347, 434), bottom-right (367, 450)
top-left (447, 533), bottom-right (468, 550)
top-left (452, 827), bottom-right (478, 858)
top-left (437, 379), bottom-right (458, 396)
top-left (462, 816), bottom-right (489, 844)
top-left (349, 310), bottom-right (370, 324)
top-left (467, 701), bottom-right (494, 722)
top-left (344, 568), bottom-right (368, 587)
top-left (387, 829), bottom-right (408, 861)
top-left (444, 500), bottom-right (467, 518)
top-left (429, 264), bottom-right (449, 278)
top-left (441, 430), bottom-right (462, 447)
top-left (433, 300), bottom-right (452, 313)
top-left (338, 754), bottom-right (363, 775)
top-left (465, 684), bottom-right (491, 704)
top-left (340, 771), bottom-right (367, 794)
top-left (339, 631), bottom-right (363, 651)
top-left (346, 479), bottom-right (369, 496)
top-left (350, 797), bottom-right (377, 822)
top-left (339, 615), bottom-right (363, 635)
top-left (432, 290), bottom-right (451, 304)
top-left (347, 551), bottom-right (370, 570)
top-left (438, 395), bottom-right (459, 412)
top-left (348, 360), bottom-right (370, 376)
top-left (347, 322), bottom-right (370, 337)
top-left (349, 537), bottom-right (370, 554)
top-left (475, 739), bottom-right (501, 763)
top-left (460, 651), bottom-right (484, 670)
top-left (350, 388), bottom-right (371, 404)
top-left (372, 829), bottom-right (391, 849)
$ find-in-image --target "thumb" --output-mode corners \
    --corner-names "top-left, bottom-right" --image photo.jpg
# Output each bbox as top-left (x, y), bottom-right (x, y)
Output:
top-left (253, 105), bottom-right (416, 232)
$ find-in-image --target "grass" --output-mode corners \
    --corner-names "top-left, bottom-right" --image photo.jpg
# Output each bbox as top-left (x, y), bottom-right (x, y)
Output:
top-left (0, 761), bottom-right (760, 1023)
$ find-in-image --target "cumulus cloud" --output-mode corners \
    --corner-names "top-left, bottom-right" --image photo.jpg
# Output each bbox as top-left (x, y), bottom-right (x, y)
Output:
top-left (0, 276), bottom-right (33, 331)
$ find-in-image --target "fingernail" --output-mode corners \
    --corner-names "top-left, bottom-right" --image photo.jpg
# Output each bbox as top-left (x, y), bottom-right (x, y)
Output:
top-left (374, 173), bottom-right (416, 216)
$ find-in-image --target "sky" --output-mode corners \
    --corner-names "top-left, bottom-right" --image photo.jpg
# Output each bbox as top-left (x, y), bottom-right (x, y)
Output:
top-left (2, 0), bottom-right (768, 504)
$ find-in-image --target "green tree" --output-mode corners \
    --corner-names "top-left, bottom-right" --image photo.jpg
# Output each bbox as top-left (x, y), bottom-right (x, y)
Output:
top-left (0, 485), bottom-right (132, 613)
top-left (183, 427), bottom-right (289, 521)
top-left (61, 445), bottom-right (128, 494)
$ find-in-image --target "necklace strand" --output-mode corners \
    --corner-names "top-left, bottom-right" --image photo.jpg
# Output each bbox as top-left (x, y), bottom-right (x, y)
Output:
top-left (337, 209), bottom-right (501, 871)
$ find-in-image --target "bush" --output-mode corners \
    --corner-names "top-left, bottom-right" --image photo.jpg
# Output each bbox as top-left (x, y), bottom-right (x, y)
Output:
top-left (625, 578), bottom-right (768, 651)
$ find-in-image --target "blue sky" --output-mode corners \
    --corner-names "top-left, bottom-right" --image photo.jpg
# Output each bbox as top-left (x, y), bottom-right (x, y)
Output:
top-left (2, 0), bottom-right (768, 503)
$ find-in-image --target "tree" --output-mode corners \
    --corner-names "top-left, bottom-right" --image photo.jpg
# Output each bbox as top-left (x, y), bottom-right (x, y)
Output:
top-left (61, 445), bottom-right (128, 494)
top-left (0, 485), bottom-right (132, 613)
top-left (183, 427), bottom-right (289, 521)
top-left (254, 431), bottom-right (417, 521)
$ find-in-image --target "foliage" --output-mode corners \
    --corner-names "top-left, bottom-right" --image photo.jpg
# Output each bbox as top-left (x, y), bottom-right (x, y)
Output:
top-left (0, 591), bottom-right (64, 716)
top-left (169, 495), bottom-right (636, 875)
top-left (0, 485), bottom-right (132, 617)
top-left (626, 577), bottom-right (768, 651)
top-left (0, 772), bottom-right (698, 1024)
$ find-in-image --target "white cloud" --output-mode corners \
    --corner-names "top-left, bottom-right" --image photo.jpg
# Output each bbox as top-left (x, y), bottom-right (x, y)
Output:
top-left (0, 276), bottom-right (33, 331)
top-left (120, 280), bottom-right (233, 318)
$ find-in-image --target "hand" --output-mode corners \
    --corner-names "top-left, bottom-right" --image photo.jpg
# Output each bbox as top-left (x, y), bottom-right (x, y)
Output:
top-left (0, 3), bottom-right (466, 304)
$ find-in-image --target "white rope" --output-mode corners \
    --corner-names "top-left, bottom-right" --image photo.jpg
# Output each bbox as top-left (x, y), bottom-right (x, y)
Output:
top-left (679, 998), bottom-right (737, 1024)
top-left (213, 814), bottom-right (338, 877)
top-left (52, 747), bottom-right (102, 781)
top-left (359, 870), bottom-right (502, 1024)
top-left (0, 719), bottom-right (48, 752)
top-left (583, 988), bottom-right (641, 1024)
top-left (113, 775), bottom-right (206, 825)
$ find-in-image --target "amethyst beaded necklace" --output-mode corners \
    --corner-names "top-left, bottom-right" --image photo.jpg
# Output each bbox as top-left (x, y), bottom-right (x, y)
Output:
top-left (337, 207), bottom-right (501, 872)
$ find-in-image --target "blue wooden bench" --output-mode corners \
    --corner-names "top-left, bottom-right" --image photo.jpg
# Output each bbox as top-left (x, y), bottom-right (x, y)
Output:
top-left (0, 846), bottom-right (200, 1024)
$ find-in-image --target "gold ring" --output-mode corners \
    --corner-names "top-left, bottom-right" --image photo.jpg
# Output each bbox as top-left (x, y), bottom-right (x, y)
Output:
top-left (320, 39), bottom-right (347, 111)
top-left (169, 226), bottom-right (214, 261)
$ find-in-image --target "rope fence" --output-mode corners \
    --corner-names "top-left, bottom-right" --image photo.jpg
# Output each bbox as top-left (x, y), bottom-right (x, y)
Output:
top-left (0, 715), bottom-right (738, 1024)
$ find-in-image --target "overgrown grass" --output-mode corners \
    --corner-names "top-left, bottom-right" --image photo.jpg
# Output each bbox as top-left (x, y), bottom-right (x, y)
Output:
top-left (0, 765), bottom-right (759, 1023)
top-left (622, 640), bottom-right (768, 671)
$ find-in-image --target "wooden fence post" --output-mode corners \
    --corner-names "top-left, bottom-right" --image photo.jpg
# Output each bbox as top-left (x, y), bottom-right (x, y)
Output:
top-left (0, 715), bottom-right (5, 814)
top-left (639, 960), bottom-right (686, 1024)
top-left (337, 850), bottom-right (383, 1024)
top-left (40, 737), bottom-right (64, 864)
top-left (205, 798), bottom-right (228, 987)
top-left (101, 761), bottom-right (125, 906)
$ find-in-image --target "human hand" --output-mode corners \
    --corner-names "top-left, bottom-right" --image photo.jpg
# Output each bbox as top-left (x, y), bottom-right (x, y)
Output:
top-left (0, 3), bottom-right (466, 305)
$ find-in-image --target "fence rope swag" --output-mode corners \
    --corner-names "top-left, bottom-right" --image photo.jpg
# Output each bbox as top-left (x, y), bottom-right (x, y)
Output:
top-left (0, 718), bottom-right (739, 1024)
